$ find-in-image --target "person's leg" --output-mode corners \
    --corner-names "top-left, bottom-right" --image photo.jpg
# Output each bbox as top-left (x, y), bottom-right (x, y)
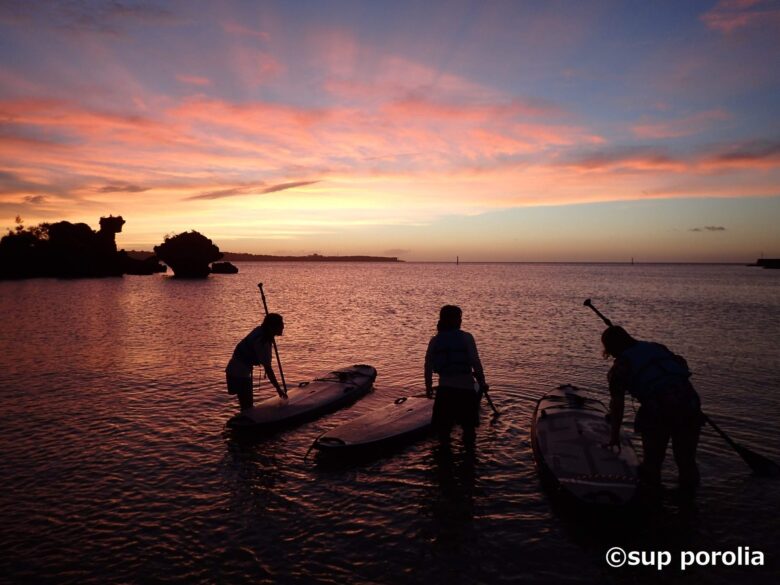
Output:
top-left (432, 389), bottom-right (455, 444)
top-left (458, 388), bottom-right (479, 449)
top-left (672, 423), bottom-right (701, 492)
top-left (639, 427), bottom-right (670, 487)
top-left (227, 375), bottom-right (253, 411)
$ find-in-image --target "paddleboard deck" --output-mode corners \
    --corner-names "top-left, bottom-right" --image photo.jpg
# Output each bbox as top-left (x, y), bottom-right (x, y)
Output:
top-left (531, 384), bottom-right (639, 505)
top-left (227, 364), bottom-right (377, 432)
top-left (314, 395), bottom-right (434, 455)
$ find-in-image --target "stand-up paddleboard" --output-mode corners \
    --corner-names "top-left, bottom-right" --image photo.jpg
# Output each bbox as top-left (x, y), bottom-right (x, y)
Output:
top-left (531, 384), bottom-right (639, 505)
top-left (227, 364), bottom-right (377, 433)
top-left (313, 395), bottom-right (434, 456)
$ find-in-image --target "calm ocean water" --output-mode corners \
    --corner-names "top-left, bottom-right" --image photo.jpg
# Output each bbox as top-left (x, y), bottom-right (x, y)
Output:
top-left (0, 263), bottom-right (778, 584)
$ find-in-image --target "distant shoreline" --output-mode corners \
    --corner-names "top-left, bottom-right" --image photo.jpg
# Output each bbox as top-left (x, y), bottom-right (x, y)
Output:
top-left (121, 251), bottom-right (756, 265)
top-left (222, 252), bottom-right (402, 262)
top-left (124, 250), bottom-right (403, 263)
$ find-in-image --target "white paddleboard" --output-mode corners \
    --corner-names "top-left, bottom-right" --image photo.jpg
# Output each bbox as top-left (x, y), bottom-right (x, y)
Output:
top-left (314, 395), bottom-right (434, 454)
top-left (227, 364), bottom-right (376, 432)
top-left (531, 384), bottom-right (639, 505)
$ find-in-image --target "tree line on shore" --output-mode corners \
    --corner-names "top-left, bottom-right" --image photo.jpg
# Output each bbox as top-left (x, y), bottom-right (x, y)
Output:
top-left (0, 215), bottom-right (401, 280)
top-left (0, 216), bottom-right (227, 279)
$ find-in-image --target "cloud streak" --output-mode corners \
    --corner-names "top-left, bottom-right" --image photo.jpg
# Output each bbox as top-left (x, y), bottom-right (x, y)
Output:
top-left (187, 180), bottom-right (320, 201)
top-left (690, 226), bottom-right (727, 232)
top-left (98, 182), bottom-right (150, 193)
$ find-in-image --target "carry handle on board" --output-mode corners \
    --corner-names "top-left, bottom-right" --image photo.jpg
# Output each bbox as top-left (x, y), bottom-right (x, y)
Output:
top-left (258, 283), bottom-right (288, 394)
top-left (583, 298), bottom-right (779, 478)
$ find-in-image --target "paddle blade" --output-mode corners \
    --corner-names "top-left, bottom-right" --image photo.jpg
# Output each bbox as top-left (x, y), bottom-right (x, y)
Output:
top-left (735, 444), bottom-right (780, 478)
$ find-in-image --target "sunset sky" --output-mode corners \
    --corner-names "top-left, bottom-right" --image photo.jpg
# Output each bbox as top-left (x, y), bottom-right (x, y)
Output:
top-left (1, 0), bottom-right (779, 261)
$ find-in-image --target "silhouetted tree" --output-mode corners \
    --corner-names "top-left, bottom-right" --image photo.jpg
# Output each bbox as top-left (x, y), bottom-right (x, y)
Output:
top-left (153, 231), bottom-right (222, 278)
top-left (0, 215), bottom-right (127, 279)
top-left (0, 217), bottom-right (51, 278)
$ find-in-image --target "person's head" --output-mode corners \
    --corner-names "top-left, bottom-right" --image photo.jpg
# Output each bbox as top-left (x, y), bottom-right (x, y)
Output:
top-left (262, 313), bottom-right (284, 337)
top-left (437, 304), bottom-right (462, 332)
top-left (601, 325), bottom-right (636, 359)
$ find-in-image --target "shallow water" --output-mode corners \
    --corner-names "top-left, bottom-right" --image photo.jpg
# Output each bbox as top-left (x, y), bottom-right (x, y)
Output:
top-left (0, 263), bottom-right (778, 584)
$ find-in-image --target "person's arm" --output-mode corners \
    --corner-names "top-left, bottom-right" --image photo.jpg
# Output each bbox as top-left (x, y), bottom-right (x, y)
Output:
top-left (256, 336), bottom-right (287, 399)
top-left (263, 363), bottom-right (287, 399)
top-left (606, 358), bottom-right (629, 448)
top-left (467, 333), bottom-right (488, 391)
top-left (424, 338), bottom-right (434, 398)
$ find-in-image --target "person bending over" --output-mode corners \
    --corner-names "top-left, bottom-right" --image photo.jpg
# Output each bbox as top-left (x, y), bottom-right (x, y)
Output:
top-left (225, 313), bottom-right (287, 411)
top-left (602, 325), bottom-right (703, 494)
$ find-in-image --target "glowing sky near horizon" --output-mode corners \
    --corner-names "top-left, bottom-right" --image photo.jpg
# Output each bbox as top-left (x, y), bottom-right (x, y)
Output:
top-left (1, 0), bottom-right (779, 261)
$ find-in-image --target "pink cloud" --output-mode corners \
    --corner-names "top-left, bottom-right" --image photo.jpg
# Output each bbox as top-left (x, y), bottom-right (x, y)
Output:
top-left (228, 47), bottom-right (284, 86)
top-left (381, 97), bottom-right (563, 122)
top-left (560, 149), bottom-right (688, 174)
top-left (701, 0), bottom-right (780, 33)
top-left (699, 139), bottom-right (780, 170)
top-left (632, 109), bottom-right (731, 139)
top-left (221, 21), bottom-right (270, 41)
top-left (176, 74), bottom-right (212, 87)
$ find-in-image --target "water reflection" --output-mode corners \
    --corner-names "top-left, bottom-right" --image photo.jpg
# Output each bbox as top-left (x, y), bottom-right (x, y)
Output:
top-left (429, 441), bottom-right (478, 550)
top-left (1, 264), bottom-right (778, 584)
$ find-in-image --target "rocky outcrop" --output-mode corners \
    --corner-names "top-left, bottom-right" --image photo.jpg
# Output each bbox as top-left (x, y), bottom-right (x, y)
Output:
top-left (210, 261), bottom-right (238, 274)
top-left (153, 231), bottom-right (222, 278)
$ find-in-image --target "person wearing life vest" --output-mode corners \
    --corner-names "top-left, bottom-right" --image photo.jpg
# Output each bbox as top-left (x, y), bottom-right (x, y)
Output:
top-left (602, 325), bottom-right (703, 492)
top-left (425, 305), bottom-right (489, 445)
top-left (225, 313), bottom-right (287, 411)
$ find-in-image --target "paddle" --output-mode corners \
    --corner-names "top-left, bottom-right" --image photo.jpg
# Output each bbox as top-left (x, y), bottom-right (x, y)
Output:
top-left (583, 298), bottom-right (612, 327)
top-left (258, 282), bottom-right (288, 396)
top-left (482, 385), bottom-right (500, 416)
top-left (583, 298), bottom-right (780, 478)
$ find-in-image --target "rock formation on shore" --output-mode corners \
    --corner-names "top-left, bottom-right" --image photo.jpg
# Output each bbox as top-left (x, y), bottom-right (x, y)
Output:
top-left (153, 231), bottom-right (222, 278)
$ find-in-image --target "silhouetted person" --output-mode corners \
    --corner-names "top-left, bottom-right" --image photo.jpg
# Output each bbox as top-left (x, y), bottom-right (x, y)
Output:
top-left (602, 326), bottom-right (703, 494)
top-left (425, 305), bottom-right (489, 447)
top-left (226, 313), bottom-right (287, 411)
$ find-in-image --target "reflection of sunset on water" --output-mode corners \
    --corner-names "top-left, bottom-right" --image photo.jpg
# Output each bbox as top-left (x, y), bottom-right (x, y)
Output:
top-left (1, 263), bottom-right (778, 583)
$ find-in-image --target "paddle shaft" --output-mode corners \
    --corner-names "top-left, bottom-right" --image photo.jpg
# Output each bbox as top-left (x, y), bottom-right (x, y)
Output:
top-left (583, 299), bottom-right (778, 476)
top-left (701, 413), bottom-right (741, 451)
top-left (583, 298), bottom-right (612, 327)
top-left (482, 386), bottom-right (499, 415)
top-left (258, 283), bottom-right (288, 393)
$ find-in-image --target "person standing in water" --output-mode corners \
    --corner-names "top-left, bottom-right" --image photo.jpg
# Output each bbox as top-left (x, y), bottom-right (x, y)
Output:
top-left (425, 305), bottom-right (489, 446)
top-left (602, 325), bottom-right (703, 494)
top-left (225, 313), bottom-right (287, 411)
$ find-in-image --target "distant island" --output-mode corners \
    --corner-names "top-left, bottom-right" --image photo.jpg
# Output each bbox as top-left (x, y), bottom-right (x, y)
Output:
top-left (126, 251), bottom-right (403, 263)
top-left (1, 214), bottom-right (403, 280)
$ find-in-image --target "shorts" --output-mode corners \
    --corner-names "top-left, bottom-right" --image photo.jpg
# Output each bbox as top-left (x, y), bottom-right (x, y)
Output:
top-left (635, 383), bottom-right (703, 433)
top-left (226, 375), bottom-right (251, 395)
top-left (432, 386), bottom-right (480, 430)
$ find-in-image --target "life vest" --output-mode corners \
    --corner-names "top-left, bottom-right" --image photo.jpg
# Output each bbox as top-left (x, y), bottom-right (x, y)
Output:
top-left (622, 341), bottom-right (691, 401)
top-left (233, 325), bottom-right (268, 365)
top-left (430, 330), bottom-right (472, 376)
